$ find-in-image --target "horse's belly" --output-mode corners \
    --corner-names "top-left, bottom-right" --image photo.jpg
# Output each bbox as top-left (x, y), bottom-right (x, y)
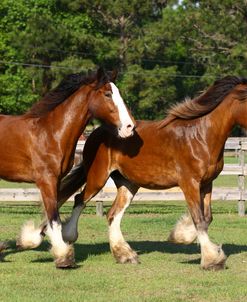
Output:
top-left (0, 153), bottom-right (33, 182)
top-left (119, 161), bottom-right (177, 190)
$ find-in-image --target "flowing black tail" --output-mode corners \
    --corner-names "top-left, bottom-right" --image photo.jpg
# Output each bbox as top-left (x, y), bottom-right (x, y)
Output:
top-left (58, 163), bottom-right (87, 206)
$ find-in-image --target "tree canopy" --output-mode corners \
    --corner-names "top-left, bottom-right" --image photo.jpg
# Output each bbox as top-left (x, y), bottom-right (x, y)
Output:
top-left (1, 0), bottom-right (247, 120)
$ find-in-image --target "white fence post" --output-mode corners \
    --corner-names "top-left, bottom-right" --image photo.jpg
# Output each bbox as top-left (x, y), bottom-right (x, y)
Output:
top-left (96, 201), bottom-right (104, 217)
top-left (238, 140), bottom-right (246, 216)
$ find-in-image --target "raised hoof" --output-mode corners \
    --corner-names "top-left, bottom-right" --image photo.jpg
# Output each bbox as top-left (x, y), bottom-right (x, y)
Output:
top-left (17, 220), bottom-right (44, 250)
top-left (167, 214), bottom-right (197, 245)
top-left (16, 238), bottom-right (42, 250)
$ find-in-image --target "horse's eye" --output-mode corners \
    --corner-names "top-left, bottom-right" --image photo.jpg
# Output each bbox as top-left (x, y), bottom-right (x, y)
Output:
top-left (105, 92), bottom-right (112, 98)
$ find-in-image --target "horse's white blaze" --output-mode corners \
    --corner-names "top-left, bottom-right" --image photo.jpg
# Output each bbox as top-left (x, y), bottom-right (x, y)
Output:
top-left (109, 199), bottom-right (131, 245)
top-left (46, 221), bottom-right (71, 258)
top-left (110, 82), bottom-right (134, 138)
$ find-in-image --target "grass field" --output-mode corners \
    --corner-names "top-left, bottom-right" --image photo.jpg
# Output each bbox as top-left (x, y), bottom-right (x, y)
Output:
top-left (0, 200), bottom-right (247, 302)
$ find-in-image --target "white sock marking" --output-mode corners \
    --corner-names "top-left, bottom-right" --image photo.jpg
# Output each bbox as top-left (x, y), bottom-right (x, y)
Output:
top-left (46, 221), bottom-right (71, 258)
top-left (109, 199), bottom-right (131, 245)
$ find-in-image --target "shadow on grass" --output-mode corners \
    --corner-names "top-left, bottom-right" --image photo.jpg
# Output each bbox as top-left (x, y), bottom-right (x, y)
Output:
top-left (1, 240), bottom-right (247, 266)
top-left (0, 240), bottom-right (50, 263)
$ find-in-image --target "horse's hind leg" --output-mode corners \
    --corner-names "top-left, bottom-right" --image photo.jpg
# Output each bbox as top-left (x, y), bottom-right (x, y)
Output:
top-left (180, 180), bottom-right (226, 270)
top-left (107, 173), bottom-right (139, 264)
top-left (168, 183), bottom-right (213, 245)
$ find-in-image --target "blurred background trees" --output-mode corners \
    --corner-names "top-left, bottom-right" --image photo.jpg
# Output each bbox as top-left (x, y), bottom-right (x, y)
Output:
top-left (1, 0), bottom-right (247, 122)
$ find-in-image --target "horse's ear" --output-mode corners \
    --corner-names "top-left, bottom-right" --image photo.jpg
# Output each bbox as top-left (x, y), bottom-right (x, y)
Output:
top-left (96, 67), bottom-right (107, 82)
top-left (110, 69), bottom-right (118, 83)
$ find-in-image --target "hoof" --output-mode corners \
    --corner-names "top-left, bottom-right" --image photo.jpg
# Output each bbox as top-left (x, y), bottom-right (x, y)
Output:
top-left (201, 246), bottom-right (227, 271)
top-left (51, 243), bottom-right (76, 269)
top-left (111, 244), bottom-right (140, 264)
top-left (55, 257), bottom-right (77, 269)
top-left (116, 254), bottom-right (140, 264)
top-left (201, 255), bottom-right (227, 271)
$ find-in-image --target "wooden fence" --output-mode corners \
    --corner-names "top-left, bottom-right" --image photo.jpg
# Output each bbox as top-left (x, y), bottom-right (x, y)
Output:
top-left (223, 137), bottom-right (247, 216)
top-left (0, 137), bottom-right (246, 216)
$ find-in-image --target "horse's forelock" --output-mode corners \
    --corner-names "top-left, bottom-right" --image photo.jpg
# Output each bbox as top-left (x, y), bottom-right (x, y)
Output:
top-left (94, 68), bottom-right (112, 90)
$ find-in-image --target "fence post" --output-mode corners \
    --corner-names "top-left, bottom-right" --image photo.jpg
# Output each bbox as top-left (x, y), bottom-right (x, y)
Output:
top-left (96, 201), bottom-right (104, 217)
top-left (238, 141), bottom-right (245, 216)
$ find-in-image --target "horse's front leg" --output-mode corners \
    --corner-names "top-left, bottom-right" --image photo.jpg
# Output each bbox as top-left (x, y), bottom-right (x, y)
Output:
top-left (107, 178), bottom-right (139, 264)
top-left (61, 167), bottom-right (111, 243)
top-left (180, 180), bottom-right (226, 270)
top-left (37, 177), bottom-right (75, 268)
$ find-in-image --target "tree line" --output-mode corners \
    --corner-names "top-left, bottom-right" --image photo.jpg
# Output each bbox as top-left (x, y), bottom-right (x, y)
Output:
top-left (0, 0), bottom-right (247, 122)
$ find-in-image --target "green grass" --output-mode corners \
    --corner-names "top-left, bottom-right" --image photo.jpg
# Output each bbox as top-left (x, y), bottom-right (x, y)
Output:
top-left (213, 175), bottom-right (240, 187)
top-left (0, 180), bottom-right (35, 189)
top-left (0, 201), bottom-right (247, 302)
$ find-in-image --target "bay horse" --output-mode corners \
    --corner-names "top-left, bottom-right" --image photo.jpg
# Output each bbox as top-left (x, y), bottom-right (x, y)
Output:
top-left (0, 68), bottom-right (135, 268)
top-left (55, 76), bottom-right (247, 271)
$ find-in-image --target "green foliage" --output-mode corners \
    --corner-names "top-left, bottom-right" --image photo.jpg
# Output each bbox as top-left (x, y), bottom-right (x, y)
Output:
top-left (1, 1), bottom-right (247, 119)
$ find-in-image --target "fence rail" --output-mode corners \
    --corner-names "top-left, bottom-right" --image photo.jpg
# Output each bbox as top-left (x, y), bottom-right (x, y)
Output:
top-left (0, 137), bottom-right (246, 216)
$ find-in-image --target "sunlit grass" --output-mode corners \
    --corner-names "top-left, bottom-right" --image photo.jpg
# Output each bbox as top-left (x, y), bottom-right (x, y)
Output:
top-left (0, 201), bottom-right (247, 302)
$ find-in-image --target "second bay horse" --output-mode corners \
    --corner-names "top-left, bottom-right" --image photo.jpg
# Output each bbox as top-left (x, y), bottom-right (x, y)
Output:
top-left (57, 76), bottom-right (247, 270)
top-left (0, 68), bottom-right (135, 268)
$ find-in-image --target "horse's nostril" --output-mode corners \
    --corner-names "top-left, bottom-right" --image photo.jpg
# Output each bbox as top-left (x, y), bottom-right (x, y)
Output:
top-left (127, 124), bottom-right (133, 129)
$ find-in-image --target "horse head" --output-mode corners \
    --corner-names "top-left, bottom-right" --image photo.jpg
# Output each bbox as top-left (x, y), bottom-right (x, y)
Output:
top-left (87, 68), bottom-right (136, 138)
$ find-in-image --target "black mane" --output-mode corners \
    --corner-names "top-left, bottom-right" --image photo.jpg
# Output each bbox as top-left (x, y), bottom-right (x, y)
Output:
top-left (25, 69), bottom-right (111, 118)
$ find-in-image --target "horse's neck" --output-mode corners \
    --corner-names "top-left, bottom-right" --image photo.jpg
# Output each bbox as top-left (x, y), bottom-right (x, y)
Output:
top-left (44, 86), bottom-right (91, 147)
top-left (203, 97), bottom-right (235, 153)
